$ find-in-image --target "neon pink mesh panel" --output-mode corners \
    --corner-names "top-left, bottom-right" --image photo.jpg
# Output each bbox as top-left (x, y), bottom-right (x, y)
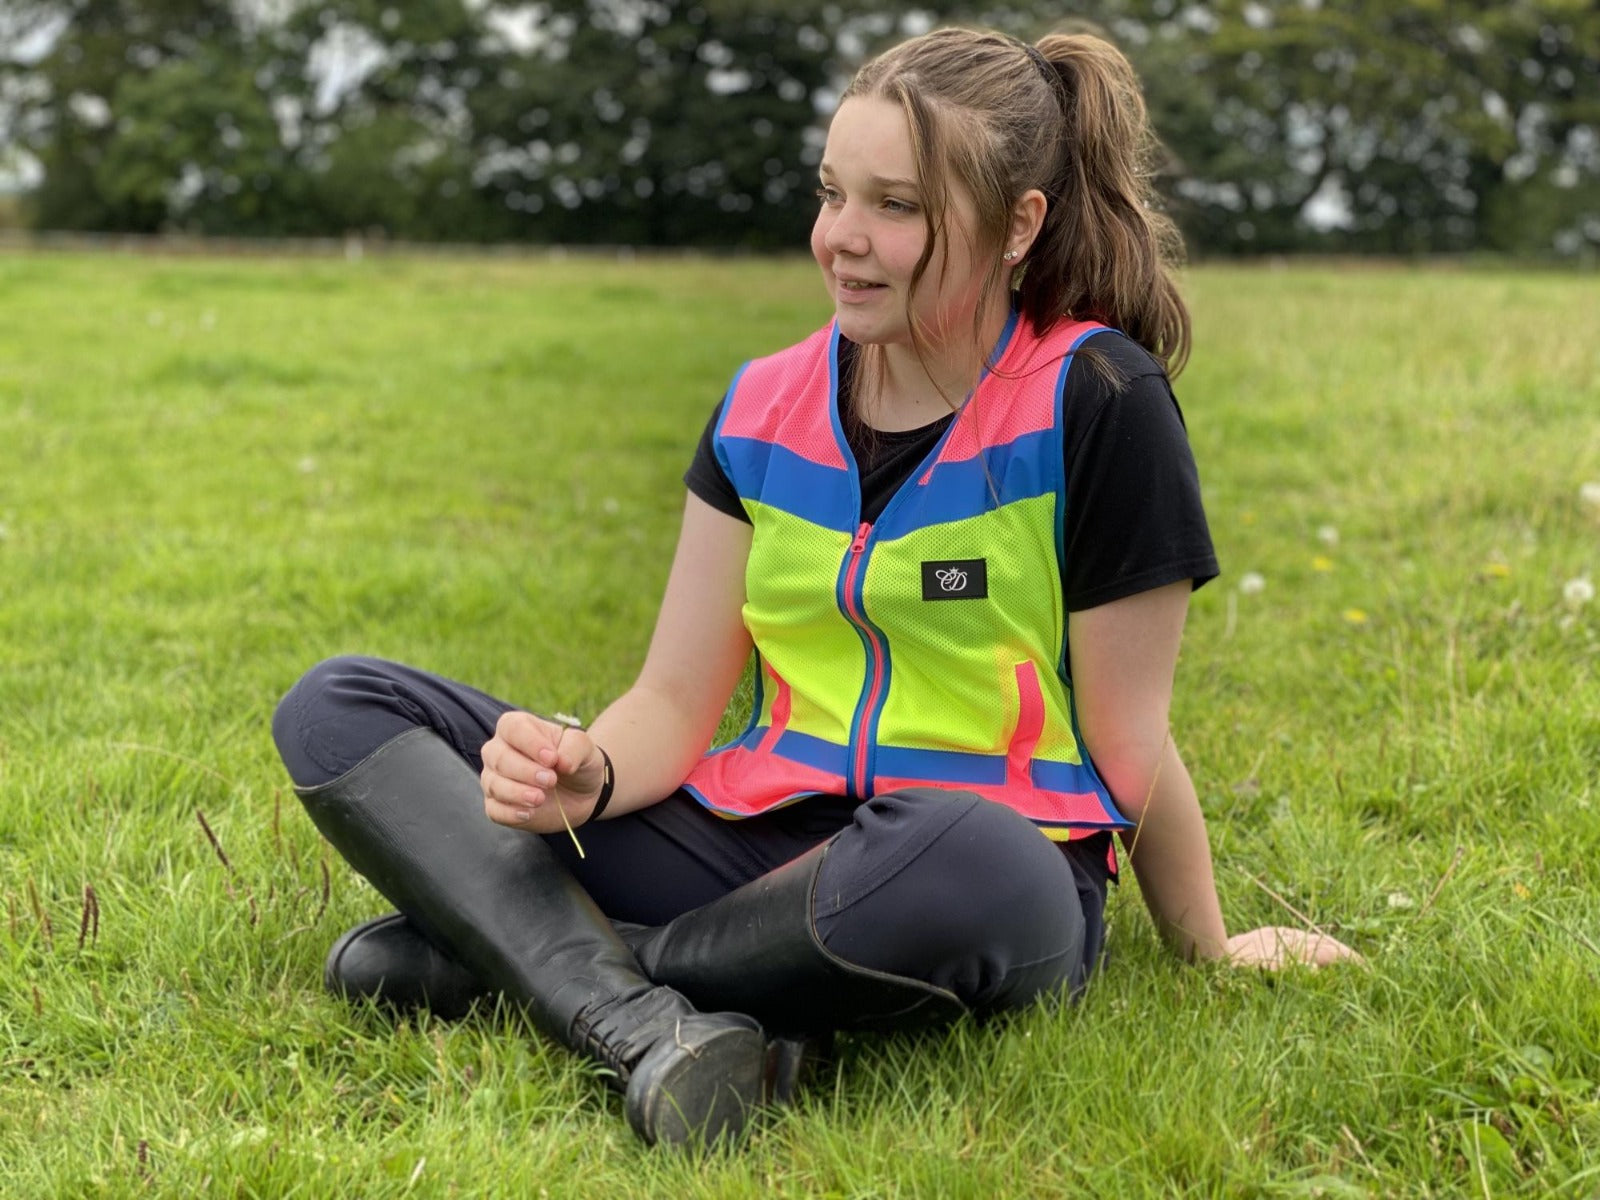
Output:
top-left (717, 326), bottom-right (848, 469)
top-left (684, 747), bottom-right (843, 816)
top-left (932, 320), bottom-right (1103, 468)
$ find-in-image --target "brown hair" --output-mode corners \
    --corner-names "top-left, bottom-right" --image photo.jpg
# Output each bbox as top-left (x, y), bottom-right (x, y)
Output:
top-left (840, 25), bottom-right (1190, 390)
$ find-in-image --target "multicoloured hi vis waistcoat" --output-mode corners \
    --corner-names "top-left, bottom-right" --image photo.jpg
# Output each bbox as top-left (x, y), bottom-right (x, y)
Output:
top-left (681, 312), bottom-right (1134, 843)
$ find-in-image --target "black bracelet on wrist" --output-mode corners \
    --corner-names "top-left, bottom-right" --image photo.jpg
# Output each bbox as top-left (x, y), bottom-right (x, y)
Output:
top-left (588, 747), bottom-right (615, 823)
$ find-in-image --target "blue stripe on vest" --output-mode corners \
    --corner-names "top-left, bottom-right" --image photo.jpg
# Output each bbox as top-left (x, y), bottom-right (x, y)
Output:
top-left (758, 729), bottom-right (1003, 785)
top-left (745, 731), bottom-right (1119, 805)
top-left (1053, 326), bottom-right (1120, 675)
top-left (878, 426), bottom-right (1061, 533)
top-left (767, 728), bottom-right (849, 774)
top-left (719, 437), bottom-right (858, 533)
top-left (875, 745), bottom-right (1005, 785)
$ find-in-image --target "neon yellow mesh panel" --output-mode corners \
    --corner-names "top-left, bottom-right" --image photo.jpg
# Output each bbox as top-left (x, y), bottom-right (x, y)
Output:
top-left (865, 495), bottom-right (1070, 757)
top-left (743, 502), bottom-right (860, 745)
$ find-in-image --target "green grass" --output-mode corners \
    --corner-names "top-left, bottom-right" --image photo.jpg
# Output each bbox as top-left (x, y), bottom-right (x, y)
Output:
top-left (1, 251), bottom-right (1597, 1197)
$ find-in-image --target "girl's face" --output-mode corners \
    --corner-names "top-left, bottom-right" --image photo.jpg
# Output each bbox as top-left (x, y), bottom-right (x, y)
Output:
top-left (810, 97), bottom-right (997, 362)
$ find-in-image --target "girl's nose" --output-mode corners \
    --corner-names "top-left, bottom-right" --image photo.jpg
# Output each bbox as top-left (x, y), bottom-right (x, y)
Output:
top-left (824, 203), bottom-right (869, 257)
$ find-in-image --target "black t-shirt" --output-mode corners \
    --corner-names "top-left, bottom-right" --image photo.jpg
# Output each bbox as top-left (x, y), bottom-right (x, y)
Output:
top-left (684, 330), bottom-right (1219, 614)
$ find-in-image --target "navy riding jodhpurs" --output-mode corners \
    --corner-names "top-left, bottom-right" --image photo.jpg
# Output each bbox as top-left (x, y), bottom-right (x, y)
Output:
top-left (273, 654), bottom-right (1113, 1012)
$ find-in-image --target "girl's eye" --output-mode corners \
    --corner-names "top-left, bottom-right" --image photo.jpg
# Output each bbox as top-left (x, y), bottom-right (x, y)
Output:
top-left (883, 198), bottom-right (916, 215)
top-left (816, 187), bottom-right (842, 207)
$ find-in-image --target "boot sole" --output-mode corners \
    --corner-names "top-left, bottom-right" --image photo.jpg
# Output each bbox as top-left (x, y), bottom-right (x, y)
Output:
top-left (624, 1024), bottom-right (768, 1148)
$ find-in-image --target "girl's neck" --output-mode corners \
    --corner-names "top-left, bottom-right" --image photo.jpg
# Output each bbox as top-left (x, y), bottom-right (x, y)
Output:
top-left (862, 303), bottom-right (1011, 432)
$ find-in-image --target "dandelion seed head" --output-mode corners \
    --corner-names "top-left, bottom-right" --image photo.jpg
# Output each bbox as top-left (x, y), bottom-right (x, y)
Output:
top-left (601, 497), bottom-right (621, 515)
top-left (1317, 524), bottom-right (1339, 547)
top-left (1386, 891), bottom-right (1414, 910)
top-left (297, 456), bottom-right (317, 474)
top-left (1564, 576), bottom-right (1594, 607)
top-left (1238, 571), bottom-right (1265, 595)
top-left (1580, 482), bottom-right (1600, 509)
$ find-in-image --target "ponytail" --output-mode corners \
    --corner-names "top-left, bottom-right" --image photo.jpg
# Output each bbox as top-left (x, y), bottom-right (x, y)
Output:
top-left (1019, 33), bottom-right (1190, 377)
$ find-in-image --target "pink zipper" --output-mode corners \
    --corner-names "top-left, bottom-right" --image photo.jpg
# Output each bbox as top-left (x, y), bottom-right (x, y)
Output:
top-left (841, 521), bottom-right (885, 798)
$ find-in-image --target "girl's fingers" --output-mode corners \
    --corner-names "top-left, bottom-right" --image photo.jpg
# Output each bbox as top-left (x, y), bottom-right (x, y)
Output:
top-left (496, 711), bottom-right (576, 766)
top-left (482, 722), bottom-right (594, 806)
top-left (485, 739), bottom-right (559, 788)
top-left (1305, 935), bottom-right (1366, 967)
top-left (481, 767), bottom-right (543, 810)
top-left (1225, 927), bottom-right (1365, 970)
top-left (546, 727), bottom-right (595, 779)
top-left (483, 792), bottom-right (533, 827)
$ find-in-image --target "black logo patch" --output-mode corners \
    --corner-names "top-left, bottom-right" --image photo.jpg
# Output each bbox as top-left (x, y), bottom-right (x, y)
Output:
top-left (921, 559), bottom-right (988, 600)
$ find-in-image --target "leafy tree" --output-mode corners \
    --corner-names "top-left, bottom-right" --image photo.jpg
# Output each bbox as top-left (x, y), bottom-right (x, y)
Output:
top-left (466, 0), bottom-right (863, 248)
top-left (1134, 0), bottom-right (1600, 256)
top-left (91, 46), bottom-right (308, 233)
top-left (4, 0), bottom-right (278, 230)
top-left (262, 0), bottom-right (520, 240)
top-left (2, 0), bottom-right (1594, 254)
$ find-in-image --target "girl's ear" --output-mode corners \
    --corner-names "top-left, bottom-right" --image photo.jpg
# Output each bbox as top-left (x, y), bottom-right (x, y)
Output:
top-left (1004, 188), bottom-right (1048, 261)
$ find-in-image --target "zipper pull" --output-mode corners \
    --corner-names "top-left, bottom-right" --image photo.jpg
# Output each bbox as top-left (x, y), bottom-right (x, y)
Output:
top-left (850, 522), bottom-right (871, 555)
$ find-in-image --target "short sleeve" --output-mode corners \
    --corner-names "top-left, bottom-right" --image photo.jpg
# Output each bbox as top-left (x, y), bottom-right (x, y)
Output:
top-left (1061, 333), bottom-right (1219, 612)
top-left (683, 399), bottom-right (750, 523)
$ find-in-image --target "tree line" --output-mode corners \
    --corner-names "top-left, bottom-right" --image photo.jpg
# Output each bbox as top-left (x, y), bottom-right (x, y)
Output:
top-left (1, 0), bottom-right (1595, 257)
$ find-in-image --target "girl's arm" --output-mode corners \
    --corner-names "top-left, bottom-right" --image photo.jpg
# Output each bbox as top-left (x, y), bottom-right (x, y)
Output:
top-left (481, 493), bottom-right (753, 832)
top-left (1069, 582), bottom-right (1358, 967)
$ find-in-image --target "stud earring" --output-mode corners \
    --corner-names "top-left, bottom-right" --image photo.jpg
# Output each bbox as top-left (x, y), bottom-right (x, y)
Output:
top-left (1003, 250), bottom-right (1018, 261)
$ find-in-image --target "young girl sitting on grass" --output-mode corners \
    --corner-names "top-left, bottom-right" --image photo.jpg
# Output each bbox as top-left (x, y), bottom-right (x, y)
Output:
top-left (271, 24), bottom-right (1358, 1148)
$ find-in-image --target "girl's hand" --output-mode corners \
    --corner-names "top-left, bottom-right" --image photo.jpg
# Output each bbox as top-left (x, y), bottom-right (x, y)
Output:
top-left (1224, 926), bottom-right (1365, 969)
top-left (480, 711), bottom-right (606, 834)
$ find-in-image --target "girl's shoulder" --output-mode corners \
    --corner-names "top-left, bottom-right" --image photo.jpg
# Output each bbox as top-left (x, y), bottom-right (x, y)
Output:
top-left (1067, 327), bottom-right (1169, 386)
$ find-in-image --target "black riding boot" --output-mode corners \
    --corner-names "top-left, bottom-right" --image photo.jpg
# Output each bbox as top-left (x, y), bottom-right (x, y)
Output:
top-left (295, 727), bottom-right (768, 1147)
top-left (324, 911), bottom-right (826, 1102)
top-left (323, 841), bottom-right (963, 1038)
top-left (323, 911), bottom-right (489, 1020)
top-left (628, 840), bottom-right (965, 1037)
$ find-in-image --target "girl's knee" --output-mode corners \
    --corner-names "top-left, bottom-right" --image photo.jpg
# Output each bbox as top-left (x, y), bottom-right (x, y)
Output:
top-left (273, 655), bottom-right (361, 749)
top-left (272, 655), bottom-right (407, 788)
top-left (816, 789), bottom-right (1086, 1008)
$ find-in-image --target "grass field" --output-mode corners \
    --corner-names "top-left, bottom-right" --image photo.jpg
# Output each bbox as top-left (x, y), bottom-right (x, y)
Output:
top-left (1, 251), bottom-right (1597, 1197)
